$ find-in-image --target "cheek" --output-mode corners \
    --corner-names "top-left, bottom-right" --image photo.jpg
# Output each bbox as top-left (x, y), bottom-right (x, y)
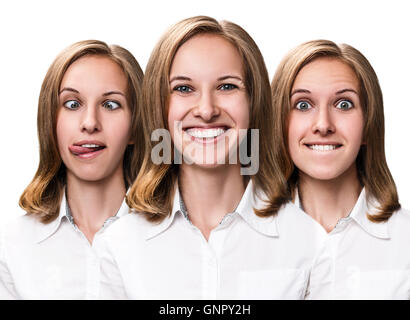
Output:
top-left (339, 114), bottom-right (364, 148)
top-left (287, 113), bottom-right (306, 152)
top-left (223, 95), bottom-right (250, 128)
top-left (167, 99), bottom-right (188, 139)
top-left (55, 112), bottom-right (72, 151)
top-left (106, 116), bottom-right (133, 148)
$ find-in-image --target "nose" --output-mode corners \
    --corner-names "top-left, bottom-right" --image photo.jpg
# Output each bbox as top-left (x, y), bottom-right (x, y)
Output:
top-left (192, 91), bottom-right (220, 121)
top-left (312, 106), bottom-right (335, 135)
top-left (81, 105), bottom-right (101, 133)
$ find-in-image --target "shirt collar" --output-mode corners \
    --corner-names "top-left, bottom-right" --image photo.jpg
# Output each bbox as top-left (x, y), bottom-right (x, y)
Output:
top-left (36, 192), bottom-right (131, 244)
top-left (35, 192), bottom-right (69, 244)
top-left (348, 188), bottom-right (390, 239)
top-left (235, 180), bottom-right (279, 237)
top-left (294, 187), bottom-right (389, 239)
top-left (145, 180), bottom-right (279, 240)
top-left (145, 183), bottom-right (180, 240)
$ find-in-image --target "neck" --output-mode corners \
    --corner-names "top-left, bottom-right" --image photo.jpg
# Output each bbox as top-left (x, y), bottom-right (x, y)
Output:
top-left (179, 163), bottom-right (246, 240)
top-left (298, 164), bottom-right (362, 233)
top-left (66, 165), bottom-right (126, 243)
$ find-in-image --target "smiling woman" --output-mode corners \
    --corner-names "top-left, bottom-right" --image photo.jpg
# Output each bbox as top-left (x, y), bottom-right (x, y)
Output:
top-left (0, 40), bottom-right (143, 299)
top-left (94, 16), bottom-right (322, 300)
top-left (271, 40), bottom-right (410, 299)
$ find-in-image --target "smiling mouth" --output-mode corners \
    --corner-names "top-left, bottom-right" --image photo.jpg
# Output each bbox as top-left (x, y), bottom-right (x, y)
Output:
top-left (305, 144), bottom-right (342, 151)
top-left (184, 127), bottom-right (228, 141)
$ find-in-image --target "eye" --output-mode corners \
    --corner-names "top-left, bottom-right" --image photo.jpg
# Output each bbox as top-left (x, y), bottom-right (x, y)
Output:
top-left (103, 100), bottom-right (121, 110)
top-left (173, 85), bottom-right (193, 93)
top-left (295, 101), bottom-right (312, 111)
top-left (219, 83), bottom-right (238, 91)
top-left (336, 100), bottom-right (353, 110)
top-left (63, 100), bottom-right (80, 110)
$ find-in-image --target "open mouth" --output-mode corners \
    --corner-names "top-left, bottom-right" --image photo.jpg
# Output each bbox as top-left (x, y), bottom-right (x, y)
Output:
top-left (69, 143), bottom-right (106, 157)
top-left (184, 127), bottom-right (228, 142)
top-left (305, 144), bottom-right (342, 151)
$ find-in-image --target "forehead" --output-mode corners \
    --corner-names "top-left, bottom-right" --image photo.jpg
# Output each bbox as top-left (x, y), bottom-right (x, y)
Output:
top-left (170, 33), bottom-right (244, 77)
top-left (293, 57), bottom-right (359, 91)
top-left (60, 55), bottom-right (127, 91)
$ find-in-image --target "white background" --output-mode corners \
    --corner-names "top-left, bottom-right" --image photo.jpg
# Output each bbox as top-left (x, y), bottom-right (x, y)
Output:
top-left (0, 0), bottom-right (409, 224)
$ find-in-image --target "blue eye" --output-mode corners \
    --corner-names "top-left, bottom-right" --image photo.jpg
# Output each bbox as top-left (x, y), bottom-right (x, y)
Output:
top-left (103, 101), bottom-right (121, 110)
top-left (219, 84), bottom-right (238, 91)
top-left (336, 100), bottom-right (353, 110)
top-left (174, 85), bottom-right (193, 93)
top-left (295, 101), bottom-right (312, 111)
top-left (64, 100), bottom-right (80, 110)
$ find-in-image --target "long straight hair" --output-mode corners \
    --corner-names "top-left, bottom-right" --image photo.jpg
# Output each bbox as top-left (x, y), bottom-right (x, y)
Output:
top-left (19, 40), bottom-right (144, 223)
top-left (271, 40), bottom-right (400, 222)
top-left (127, 16), bottom-right (286, 222)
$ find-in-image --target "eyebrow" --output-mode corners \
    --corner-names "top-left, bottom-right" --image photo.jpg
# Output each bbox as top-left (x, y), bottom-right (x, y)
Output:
top-left (169, 76), bottom-right (192, 83)
top-left (103, 91), bottom-right (126, 97)
top-left (336, 88), bottom-right (358, 95)
top-left (217, 75), bottom-right (243, 82)
top-left (59, 87), bottom-right (79, 95)
top-left (290, 89), bottom-right (310, 96)
top-left (169, 75), bottom-right (243, 83)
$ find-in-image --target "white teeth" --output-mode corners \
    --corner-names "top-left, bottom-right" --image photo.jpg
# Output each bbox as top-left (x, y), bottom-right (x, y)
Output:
top-left (308, 144), bottom-right (339, 151)
top-left (81, 144), bottom-right (100, 148)
top-left (186, 128), bottom-right (226, 139)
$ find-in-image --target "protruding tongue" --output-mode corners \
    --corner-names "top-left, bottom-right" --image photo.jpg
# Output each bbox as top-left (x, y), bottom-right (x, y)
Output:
top-left (69, 145), bottom-right (105, 155)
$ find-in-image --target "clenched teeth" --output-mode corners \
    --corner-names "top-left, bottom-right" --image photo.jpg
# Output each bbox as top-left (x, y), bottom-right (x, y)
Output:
top-left (308, 144), bottom-right (340, 151)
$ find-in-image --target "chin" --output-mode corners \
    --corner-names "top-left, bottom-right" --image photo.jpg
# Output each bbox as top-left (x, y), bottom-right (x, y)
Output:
top-left (69, 169), bottom-right (111, 183)
top-left (300, 166), bottom-right (347, 182)
top-left (184, 156), bottom-right (226, 168)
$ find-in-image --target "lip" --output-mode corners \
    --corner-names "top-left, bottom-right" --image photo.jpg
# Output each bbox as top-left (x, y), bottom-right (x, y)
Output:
top-left (69, 140), bottom-right (107, 159)
top-left (73, 140), bottom-right (106, 147)
top-left (182, 124), bottom-right (230, 130)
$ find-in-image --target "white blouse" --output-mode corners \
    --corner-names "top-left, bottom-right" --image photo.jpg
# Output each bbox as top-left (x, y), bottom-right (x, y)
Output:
top-left (94, 181), bottom-right (323, 300)
top-left (301, 188), bottom-right (410, 299)
top-left (0, 193), bottom-right (129, 299)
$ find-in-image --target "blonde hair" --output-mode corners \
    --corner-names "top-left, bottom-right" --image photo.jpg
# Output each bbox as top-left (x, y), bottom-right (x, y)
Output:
top-left (20, 40), bottom-right (144, 223)
top-left (127, 15), bottom-right (285, 222)
top-left (271, 39), bottom-right (400, 222)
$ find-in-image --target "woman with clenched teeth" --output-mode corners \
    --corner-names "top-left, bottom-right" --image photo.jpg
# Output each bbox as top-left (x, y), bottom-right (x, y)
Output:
top-left (271, 40), bottom-right (410, 299)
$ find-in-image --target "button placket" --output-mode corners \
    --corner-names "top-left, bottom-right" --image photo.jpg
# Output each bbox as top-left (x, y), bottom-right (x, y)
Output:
top-left (201, 240), bottom-right (218, 299)
top-left (326, 231), bottom-right (345, 298)
top-left (85, 245), bottom-right (100, 299)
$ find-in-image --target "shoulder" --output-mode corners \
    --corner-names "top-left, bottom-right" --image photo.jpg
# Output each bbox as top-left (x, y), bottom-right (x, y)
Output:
top-left (380, 206), bottom-right (410, 243)
top-left (1, 214), bottom-right (41, 245)
top-left (101, 211), bottom-right (155, 241)
top-left (272, 200), bottom-right (323, 243)
top-left (276, 200), bottom-right (314, 225)
top-left (94, 212), bottom-right (157, 263)
top-left (388, 207), bottom-right (410, 232)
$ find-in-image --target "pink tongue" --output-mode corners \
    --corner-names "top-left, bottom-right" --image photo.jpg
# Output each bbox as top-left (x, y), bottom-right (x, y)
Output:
top-left (69, 145), bottom-right (102, 155)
